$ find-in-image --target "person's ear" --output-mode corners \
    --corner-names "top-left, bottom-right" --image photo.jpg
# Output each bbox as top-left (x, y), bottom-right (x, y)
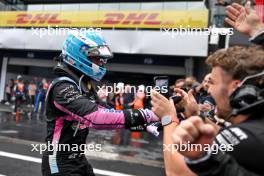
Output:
top-left (229, 80), bottom-right (241, 93)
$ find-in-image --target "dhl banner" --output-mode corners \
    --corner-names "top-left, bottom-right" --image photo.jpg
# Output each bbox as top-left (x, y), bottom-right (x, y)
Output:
top-left (0, 10), bottom-right (208, 29)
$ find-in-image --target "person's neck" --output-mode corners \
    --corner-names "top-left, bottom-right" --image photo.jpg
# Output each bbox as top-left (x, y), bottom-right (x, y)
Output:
top-left (230, 114), bottom-right (250, 124)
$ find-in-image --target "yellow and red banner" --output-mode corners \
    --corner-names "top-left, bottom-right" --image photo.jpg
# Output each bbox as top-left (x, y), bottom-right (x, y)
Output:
top-left (0, 10), bottom-right (208, 28)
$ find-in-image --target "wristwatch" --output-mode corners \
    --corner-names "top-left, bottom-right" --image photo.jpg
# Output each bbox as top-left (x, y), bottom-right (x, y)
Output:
top-left (161, 115), bottom-right (178, 126)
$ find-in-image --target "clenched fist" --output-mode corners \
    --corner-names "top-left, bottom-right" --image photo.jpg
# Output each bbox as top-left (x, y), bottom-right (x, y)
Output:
top-left (171, 116), bottom-right (218, 160)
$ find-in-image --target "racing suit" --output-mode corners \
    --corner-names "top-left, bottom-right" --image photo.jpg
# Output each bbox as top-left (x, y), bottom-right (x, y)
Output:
top-left (41, 65), bottom-right (159, 176)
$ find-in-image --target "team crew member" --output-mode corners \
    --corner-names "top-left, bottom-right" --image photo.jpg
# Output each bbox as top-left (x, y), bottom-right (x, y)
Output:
top-left (152, 46), bottom-right (264, 175)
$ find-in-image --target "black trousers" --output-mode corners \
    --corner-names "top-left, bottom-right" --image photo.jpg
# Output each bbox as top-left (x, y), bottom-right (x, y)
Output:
top-left (42, 154), bottom-right (95, 176)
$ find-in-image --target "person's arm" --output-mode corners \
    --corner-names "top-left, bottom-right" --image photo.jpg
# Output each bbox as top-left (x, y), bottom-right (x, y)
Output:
top-left (52, 82), bottom-right (159, 130)
top-left (151, 90), bottom-right (196, 176)
top-left (170, 116), bottom-right (260, 176)
top-left (163, 123), bottom-right (196, 176)
top-left (225, 2), bottom-right (264, 38)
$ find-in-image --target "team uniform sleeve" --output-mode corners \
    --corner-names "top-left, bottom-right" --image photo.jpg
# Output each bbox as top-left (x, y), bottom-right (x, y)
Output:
top-left (52, 81), bottom-right (159, 130)
top-left (249, 30), bottom-right (264, 46)
top-left (185, 126), bottom-right (263, 176)
top-left (186, 151), bottom-right (261, 176)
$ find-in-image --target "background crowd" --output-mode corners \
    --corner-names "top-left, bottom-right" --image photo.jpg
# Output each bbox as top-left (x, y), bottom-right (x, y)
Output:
top-left (3, 74), bottom-right (216, 121)
top-left (4, 75), bottom-right (50, 117)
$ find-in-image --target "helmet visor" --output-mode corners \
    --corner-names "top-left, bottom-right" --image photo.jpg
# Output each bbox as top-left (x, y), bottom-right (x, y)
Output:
top-left (82, 45), bottom-right (113, 59)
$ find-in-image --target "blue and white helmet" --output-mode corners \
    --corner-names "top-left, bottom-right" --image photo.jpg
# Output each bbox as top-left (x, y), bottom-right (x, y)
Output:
top-left (62, 31), bottom-right (113, 81)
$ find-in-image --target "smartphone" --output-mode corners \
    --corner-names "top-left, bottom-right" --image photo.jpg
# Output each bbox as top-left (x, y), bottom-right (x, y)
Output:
top-left (153, 76), bottom-right (169, 98)
top-left (170, 95), bottom-right (182, 104)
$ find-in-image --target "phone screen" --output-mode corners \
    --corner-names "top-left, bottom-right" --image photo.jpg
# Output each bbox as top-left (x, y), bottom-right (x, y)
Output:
top-left (154, 76), bottom-right (169, 98)
top-left (155, 79), bottom-right (168, 87)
